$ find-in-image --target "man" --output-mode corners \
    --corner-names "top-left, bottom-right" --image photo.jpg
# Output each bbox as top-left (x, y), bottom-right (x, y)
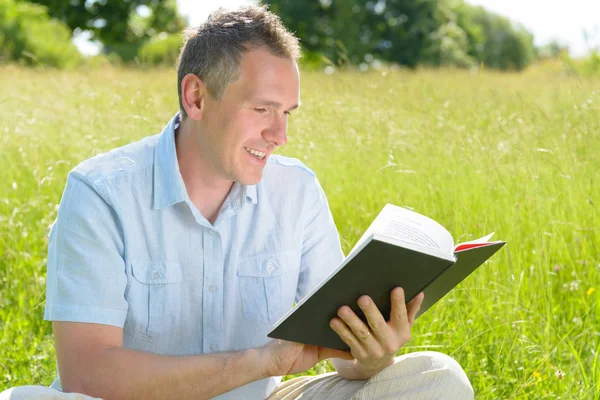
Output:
top-left (1, 5), bottom-right (473, 400)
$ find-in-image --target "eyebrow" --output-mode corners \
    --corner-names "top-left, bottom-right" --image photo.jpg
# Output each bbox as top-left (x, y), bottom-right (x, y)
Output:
top-left (256, 100), bottom-right (301, 112)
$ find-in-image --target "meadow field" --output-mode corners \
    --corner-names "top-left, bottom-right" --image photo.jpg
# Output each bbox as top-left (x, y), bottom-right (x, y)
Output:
top-left (0, 65), bottom-right (599, 399)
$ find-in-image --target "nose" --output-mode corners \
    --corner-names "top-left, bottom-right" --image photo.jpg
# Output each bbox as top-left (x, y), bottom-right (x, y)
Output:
top-left (263, 113), bottom-right (288, 147)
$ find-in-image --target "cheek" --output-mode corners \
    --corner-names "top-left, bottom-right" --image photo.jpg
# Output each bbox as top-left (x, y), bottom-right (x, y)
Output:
top-left (233, 118), bottom-right (263, 141)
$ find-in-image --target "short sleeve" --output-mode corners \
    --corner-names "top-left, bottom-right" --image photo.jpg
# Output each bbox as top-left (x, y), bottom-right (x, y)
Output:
top-left (296, 177), bottom-right (344, 302)
top-left (44, 172), bottom-right (128, 327)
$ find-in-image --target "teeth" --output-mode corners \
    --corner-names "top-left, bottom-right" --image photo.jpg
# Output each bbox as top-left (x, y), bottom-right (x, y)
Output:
top-left (245, 147), bottom-right (266, 160)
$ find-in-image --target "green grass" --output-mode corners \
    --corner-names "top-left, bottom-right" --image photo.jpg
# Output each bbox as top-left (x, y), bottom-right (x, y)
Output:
top-left (1, 64), bottom-right (599, 398)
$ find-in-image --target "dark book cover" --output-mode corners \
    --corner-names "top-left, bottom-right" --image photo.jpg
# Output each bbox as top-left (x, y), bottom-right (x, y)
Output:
top-left (268, 237), bottom-right (505, 351)
top-left (417, 241), bottom-right (506, 318)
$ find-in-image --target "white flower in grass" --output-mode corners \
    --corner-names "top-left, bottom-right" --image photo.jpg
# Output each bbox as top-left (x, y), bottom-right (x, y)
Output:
top-left (564, 281), bottom-right (580, 291)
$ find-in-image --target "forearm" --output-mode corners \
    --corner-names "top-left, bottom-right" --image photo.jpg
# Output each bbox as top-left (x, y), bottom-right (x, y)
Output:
top-left (63, 346), bottom-right (267, 400)
top-left (330, 357), bottom-right (393, 380)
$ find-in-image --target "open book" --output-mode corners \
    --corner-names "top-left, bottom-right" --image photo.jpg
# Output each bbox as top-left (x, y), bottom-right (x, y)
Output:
top-left (268, 203), bottom-right (505, 351)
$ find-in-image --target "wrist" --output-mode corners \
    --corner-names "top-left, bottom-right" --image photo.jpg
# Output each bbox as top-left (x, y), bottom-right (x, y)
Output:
top-left (249, 346), bottom-right (273, 380)
top-left (357, 357), bottom-right (394, 377)
top-left (337, 357), bottom-right (393, 380)
top-left (240, 348), bottom-right (271, 380)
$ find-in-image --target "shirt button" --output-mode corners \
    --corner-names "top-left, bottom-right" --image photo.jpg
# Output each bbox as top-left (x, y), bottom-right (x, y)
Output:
top-left (266, 263), bottom-right (274, 274)
top-left (152, 272), bottom-right (160, 280)
top-left (208, 285), bottom-right (217, 293)
top-left (208, 230), bottom-right (216, 237)
top-left (210, 344), bottom-right (217, 352)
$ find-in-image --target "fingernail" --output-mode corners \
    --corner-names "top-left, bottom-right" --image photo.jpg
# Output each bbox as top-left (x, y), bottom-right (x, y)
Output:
top-left (358, 296), bottom-right (370, 307)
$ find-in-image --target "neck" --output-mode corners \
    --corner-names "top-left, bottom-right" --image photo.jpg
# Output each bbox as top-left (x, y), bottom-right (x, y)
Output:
top-left (175, 117), bottom-right (232, 225)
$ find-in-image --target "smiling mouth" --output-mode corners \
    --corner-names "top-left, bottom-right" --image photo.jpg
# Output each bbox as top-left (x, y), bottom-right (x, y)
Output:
top-left (245, 147), bottom-right (266, 160)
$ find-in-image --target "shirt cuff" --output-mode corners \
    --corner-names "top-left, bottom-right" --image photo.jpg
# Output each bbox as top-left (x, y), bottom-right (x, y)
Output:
top-left (44, 303), bottom-right (127, 328)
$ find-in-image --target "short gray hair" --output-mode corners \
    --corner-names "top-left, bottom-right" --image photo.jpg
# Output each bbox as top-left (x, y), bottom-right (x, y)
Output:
top-left (176, 5), bottom-right (302, 118)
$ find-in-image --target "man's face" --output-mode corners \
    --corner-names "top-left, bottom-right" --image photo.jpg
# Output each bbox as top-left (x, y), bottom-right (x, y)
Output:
top-left (198, 47), bottom-right (300, 185)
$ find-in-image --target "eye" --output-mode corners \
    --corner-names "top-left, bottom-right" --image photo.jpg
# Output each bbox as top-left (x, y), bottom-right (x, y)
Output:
top-left (254, 108), bottom-right (267, 113)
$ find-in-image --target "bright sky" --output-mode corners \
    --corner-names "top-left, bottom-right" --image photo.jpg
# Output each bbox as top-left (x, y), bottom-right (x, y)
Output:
top-left (176, 0), bottom-right (256, 26)
top-left (465, 0), bottom-right (600, 57)
top-left (77, 0), bottom-right (600, 57)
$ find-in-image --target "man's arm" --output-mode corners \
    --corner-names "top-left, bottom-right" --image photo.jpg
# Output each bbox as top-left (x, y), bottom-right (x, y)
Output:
top-left (54, 322), bottom-right (266, 400)
top-left (54, 322), bottom-right (353, 400)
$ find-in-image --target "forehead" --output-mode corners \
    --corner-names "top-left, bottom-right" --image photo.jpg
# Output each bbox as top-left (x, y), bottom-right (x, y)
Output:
top-left (234, 47), bottom-right (300, 99)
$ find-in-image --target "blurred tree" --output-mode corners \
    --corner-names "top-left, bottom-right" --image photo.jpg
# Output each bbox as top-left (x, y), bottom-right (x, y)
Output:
top-left (264, 0), bottom-right (450, 68)
top-left (265, 0), bottom-right (370, 67)
top-left (454, 2), bottom-right (535, 70)
top-left (536, 40), bottom-right (569, 59)
top-left (263, 0), bottom-right (535, 71)
top-left (138, 32), bottom-right (182, 65)
top-left (1, 0), bottom-right (82, 67)
top-left (362, 0), bottom-right (442, 68)
top-left (420, 0), bottom-right (475, 68)
top-left (27, 0), bottom-right (186, 60)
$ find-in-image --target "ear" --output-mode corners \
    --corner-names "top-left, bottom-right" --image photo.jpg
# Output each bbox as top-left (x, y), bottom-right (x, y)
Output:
top-left (181, 73), bottom-right (207, 121)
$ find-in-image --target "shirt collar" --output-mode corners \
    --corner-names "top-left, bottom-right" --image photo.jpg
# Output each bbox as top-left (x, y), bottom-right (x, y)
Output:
top-left (245, 183), bottom-right (258, 205)
top-left (153, 113), bottom-right (258, 210)
top-left (152, 113), bottom-right (188, 210)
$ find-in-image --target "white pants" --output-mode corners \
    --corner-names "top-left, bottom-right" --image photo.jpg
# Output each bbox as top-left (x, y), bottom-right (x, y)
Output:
top-left (0, 352), bottom-right (473, 400)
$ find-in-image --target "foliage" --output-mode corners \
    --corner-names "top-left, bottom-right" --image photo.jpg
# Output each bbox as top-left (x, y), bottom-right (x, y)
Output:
top-left (420, 0), bottom-right (475, 68)
top-left (0, 0), bottom-right (82, 68)
top-left (27, 0), bottom-right (186, 61)
top-left (583, 51), bottom-right (600, 75)
top-left (558, 51), bottom-right (600, 77)
top-left (137, 32), bottom-right (182, 66)
top-left (454, 2), bottom-right (535, 71)
top-left (263, 0), bottom-right (536, 71)
top-left (536, 40), bottom-right (569, 60)
top-left (264, 0), bottom-right (445, 68)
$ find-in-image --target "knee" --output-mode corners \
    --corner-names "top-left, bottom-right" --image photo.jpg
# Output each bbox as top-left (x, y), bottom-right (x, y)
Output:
top-left (0, 385), bottom-right (92, 400)
top-left (0, 385), bottom-right (56, 400)
top-left (378, 351), bottom-right (474, 400)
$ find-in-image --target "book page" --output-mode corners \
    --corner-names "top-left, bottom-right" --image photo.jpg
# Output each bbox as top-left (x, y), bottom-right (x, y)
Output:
top-left (383, 219), bottom-right (441, 248)
top-left (348, 204), bottom-right (455, 258)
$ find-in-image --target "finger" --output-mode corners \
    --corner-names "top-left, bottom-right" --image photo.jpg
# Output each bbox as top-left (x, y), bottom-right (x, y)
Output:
top-left (357, 295), bottom-right (388, 339)
top-left (337, 305), bottom-right (372, 343)
top-left (329, 316), bottom-right (365, 353)
top-left (407, 292), bottom-right (424, 325)
top-left (389, 287), bottom-right (408, 331)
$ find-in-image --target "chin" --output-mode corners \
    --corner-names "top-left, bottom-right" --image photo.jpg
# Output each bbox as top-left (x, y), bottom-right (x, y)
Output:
top-left (237, 172), bottom-right (263, 186)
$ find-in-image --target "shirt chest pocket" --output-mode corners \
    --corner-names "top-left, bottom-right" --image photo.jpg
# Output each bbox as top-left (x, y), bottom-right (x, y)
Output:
top-left (237, 252), bottom-right (292, 324)
top-left (125, 260), bottom-right (183, 338)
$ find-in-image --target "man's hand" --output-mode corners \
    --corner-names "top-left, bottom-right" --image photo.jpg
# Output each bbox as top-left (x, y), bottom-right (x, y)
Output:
top-left (329, 288), bottom-right (424, 376)
top-left (260, 340), bottom-right (354, 377)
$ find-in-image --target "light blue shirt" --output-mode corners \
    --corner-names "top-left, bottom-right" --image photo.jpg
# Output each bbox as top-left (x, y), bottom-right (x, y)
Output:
top-left (44, 113), bottom-right (345, 399)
